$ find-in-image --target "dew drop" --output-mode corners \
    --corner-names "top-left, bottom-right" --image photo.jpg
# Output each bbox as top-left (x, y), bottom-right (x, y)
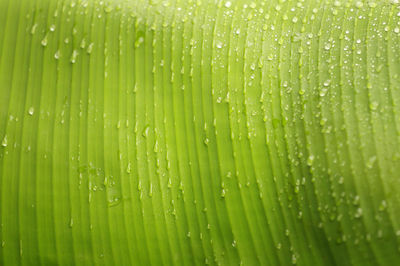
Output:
top-left (142, 125), bottom-right (150, 138)
top-left (41, 35), bottom-right (48, 47)
top-left (28, 107), bottom-right (34, 115)
top-left (87, 43), bottom-right (94, 54)
top-left (31, 23), bottom-right (38, 35)
top-left (232, 240), bottom-right (236, 247)
top-left (54, 50), bottom-right (60, 60)
top-left (126, 162), bottom-right (131, 174)
top-left (1, 135), bottom-right (7, 147)
top-left (324, 43), bottom-right (331, 50)
top-left (70, 50), bottom-right (79, 64)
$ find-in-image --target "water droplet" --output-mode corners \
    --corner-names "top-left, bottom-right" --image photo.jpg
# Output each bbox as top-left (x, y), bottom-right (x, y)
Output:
top-left (134, 37), bottom-right (144, 48)
top-left (87, 43), bottom-right (94, 54)
top-left (54, 50), bottom-right (60, 60)
top-left (70, 50), bottom-right (78, 64)
top-left (80, 38), bottom-right (86, 49)
top-left (126, 162), bottom-right (131, 174)
top-left (204, 138), bottom-right (209, 146)
top-left (49, 24), bottom-right (56, 32)
top-left (216, 41), bottom-right (223, 49)
top-left (324, 43), bottom-right (331, 50)
top-left (394, 27), bottom-right (400, 34)
top-left (31, 23), bottom-right (38, 35)
top-left (225, 1), bottom-right (231, 8)
top-left (221, 189), bottom-right (226, 198)
top-left (28, 107), bottom-right (34, 115)
top-left (1, 135), bottom-right (7, 147)
top-left (41, 35), bottom-right (48, 47)
top-left (142, 125), bottom-right (150, 137)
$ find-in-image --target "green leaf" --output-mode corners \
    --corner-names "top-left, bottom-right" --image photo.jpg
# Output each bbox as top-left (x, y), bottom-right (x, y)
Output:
top-left (1, 0), bottom-right (400, 265)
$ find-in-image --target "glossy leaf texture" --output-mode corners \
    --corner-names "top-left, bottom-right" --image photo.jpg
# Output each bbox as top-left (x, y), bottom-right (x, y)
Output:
top-left (1, 0), bottom-right (400, 265)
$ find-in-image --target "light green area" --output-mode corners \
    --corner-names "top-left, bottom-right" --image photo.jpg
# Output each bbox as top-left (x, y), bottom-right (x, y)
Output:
top-left (1, 0), bottom-right (400, 265)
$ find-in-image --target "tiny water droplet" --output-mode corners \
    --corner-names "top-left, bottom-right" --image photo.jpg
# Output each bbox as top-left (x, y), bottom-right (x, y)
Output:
top-left (142, 125), bottom-right (150, 138)
top-left (80, 38), bottom-right (86, 49)
top-left (70, 50), bottom-right (78, 64)
top-left (221, 189), bottom-right (226, 198)
top-left (1, 135), bottom-right (7, 147)
top-left (31, 23), bottom-right (38, 35)
top-left (41, 35), bottom-right (48, 47)
top-left (126, 162), bottom-right (131, 174)
top-left (54, 50), bottom-right (60, 60)
top-left (28, 107), bottom-right (34, 115)
top-left (87, 43), bottom-right (94, 54)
